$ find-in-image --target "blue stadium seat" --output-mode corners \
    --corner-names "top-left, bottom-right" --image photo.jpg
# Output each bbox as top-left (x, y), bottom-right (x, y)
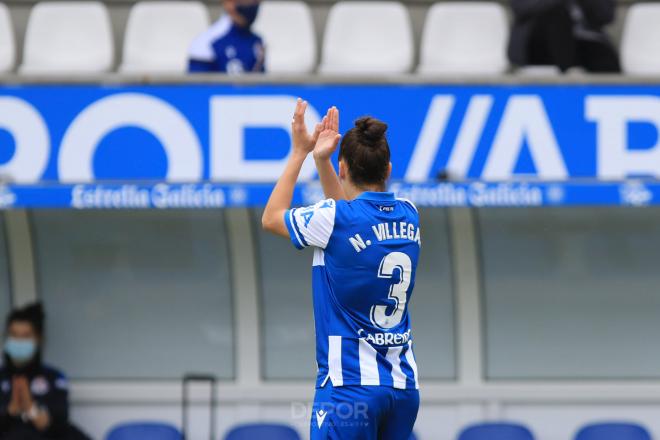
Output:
top-left (575, 423), bottom-right (652, 440)
top-left (458, 422), bottom-right (535, 440)
top-left (225, 423), bottom-right (301, 440)
top-left (106, 422), bottom-right (182, 440)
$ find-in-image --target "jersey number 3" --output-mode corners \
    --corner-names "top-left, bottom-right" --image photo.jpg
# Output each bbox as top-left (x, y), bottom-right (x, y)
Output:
top-left (370, 252), bottom-right (412, 330)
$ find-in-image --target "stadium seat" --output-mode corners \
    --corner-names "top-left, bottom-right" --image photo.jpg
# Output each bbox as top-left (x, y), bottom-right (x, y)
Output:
top-left (225, 423), bottom-right (301, 440)
top-left (253, 1), bottom-right (316, 74)
top-left (418, 2), bottom-right (509, 75)
top-left (575, 422), bottom-right (652, 440)
top-left (458, 422), bottom-right (535, 440)
top-left (319, 1), bottom-right (413, 75)
top-left (106, 422), bottom-right (182, 440)
top-left (20, 2), bottom-right (113, 75)
top-left (119, 1), bottom-right (210, 74)
top-left (0, 3), bottom-right (15, 72)
top-left (621, 3), bottom-right (660, 75)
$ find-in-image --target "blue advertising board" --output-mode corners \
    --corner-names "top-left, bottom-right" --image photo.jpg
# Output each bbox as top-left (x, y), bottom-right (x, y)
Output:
top-left (0, 83), bottom-right (659, 208)
top-left (0, 180), bottom-right (656, 209)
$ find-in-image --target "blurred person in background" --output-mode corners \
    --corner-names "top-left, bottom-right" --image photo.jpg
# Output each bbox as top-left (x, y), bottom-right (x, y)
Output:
top-left (509, 0), bottom-right (621, 73)
top-left (0, 303), bottom-right (89, 440)
top-left (188, 0), bottom-right (265, 74)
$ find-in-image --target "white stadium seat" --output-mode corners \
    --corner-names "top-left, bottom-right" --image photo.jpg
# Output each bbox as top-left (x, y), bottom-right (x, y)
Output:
top-left (418, 2), bottom-right (509, 75)
top-left (621, 3), bottom-right (660, 75)
top-left (0, 4), bottom-right (15, 72)
top-left (319, 1), bottom-right (413, 75)
top-left (253, 1), bottom-right (316, 74)
top-left (120, 1), bottom-right (210, 74)
top-left (20, 2), bottom-right (113, 75)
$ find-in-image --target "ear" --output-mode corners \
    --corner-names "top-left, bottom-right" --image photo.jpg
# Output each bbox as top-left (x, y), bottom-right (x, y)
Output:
top-left (386, 162), bottom-right (393, 181)
top-left (339, 160), bottom-right (346, 180)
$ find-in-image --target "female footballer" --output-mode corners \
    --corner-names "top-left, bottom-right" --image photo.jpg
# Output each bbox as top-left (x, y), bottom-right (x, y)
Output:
top-left (263, 99), bottom-right (421, 440)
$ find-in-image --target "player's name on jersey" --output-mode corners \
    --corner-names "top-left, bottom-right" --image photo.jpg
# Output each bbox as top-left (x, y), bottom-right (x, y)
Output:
top-left (349, 222), bottom-right (421, 253)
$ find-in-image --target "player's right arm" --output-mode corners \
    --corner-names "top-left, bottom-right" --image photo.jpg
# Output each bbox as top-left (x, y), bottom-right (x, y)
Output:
top-left (314, 107), bottom-right (347, 201)
top-left (262, 98), bottom-right (320, 238)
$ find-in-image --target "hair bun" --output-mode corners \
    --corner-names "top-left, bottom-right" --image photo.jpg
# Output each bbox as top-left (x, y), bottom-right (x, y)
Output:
top-left (354, 117), bottom-right (388, 143)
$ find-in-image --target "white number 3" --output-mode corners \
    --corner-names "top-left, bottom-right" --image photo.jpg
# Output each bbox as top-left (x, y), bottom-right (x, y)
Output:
top-left (370, 252), bottom-right (412, 330)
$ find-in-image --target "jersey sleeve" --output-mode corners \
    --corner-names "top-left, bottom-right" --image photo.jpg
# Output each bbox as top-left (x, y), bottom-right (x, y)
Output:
top-left (187, 27), bottom-right (218, 73)
top-left (284, 199), bottom-right (336, 250)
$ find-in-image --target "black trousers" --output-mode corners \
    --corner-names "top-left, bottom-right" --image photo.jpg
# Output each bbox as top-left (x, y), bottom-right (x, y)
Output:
top-left (527, 4), bottom-right (621, 73)
top-left (1, 427), bottom-right (53, 440)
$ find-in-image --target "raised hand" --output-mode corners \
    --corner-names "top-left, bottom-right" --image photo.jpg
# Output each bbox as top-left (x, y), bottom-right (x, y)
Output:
top-left (313, 106), bottom-right (341, 161)
top-left (291, 98), bottom-right (322, 156)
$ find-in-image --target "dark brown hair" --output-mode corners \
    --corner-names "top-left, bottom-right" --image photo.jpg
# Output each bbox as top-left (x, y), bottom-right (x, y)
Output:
top-left (338, 116), bottom-right (391, 188)
top-left (6, 302), bottom-right (45, 337)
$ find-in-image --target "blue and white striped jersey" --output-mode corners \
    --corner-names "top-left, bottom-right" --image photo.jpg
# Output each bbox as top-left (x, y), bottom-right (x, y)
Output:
top-left (284, 192), bottom-right (421, 390)
top-left (188, 16), bottom-right (265, 74)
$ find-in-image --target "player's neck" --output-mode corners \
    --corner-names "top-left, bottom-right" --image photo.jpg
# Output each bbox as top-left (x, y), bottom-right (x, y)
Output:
top-left (346, 182), bottom-right (387, 200)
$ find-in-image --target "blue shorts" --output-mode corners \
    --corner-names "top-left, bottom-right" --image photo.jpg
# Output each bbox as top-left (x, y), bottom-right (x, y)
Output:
top-left (310, 382), bottom-right (419, 440)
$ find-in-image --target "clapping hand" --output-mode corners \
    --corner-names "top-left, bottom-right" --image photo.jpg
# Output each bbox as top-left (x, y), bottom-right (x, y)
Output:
top-left (291, 98), bottom-right (323, 156)
top-left (313, 106), bottom-right (341, 162)
top-left (8, 376), bottom-right (32, 416)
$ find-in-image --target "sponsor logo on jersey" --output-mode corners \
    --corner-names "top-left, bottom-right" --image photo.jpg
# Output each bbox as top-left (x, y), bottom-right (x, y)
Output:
top-left (358, 328), bottom-right (412, 346)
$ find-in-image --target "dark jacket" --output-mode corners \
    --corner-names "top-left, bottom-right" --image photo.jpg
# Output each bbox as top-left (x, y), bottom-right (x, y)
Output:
top-left (508, 0), bottom-right (616, 65)
top-left (0, 356), bottom-right (69, 439)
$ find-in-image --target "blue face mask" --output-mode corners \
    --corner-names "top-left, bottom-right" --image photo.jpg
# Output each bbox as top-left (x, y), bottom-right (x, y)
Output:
top-left (5, 338), bottom-right (37, 364)
top-left (235, 3), bottom-right (260, 28)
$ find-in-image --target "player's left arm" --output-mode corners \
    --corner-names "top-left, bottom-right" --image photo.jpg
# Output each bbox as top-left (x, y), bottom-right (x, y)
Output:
top-left (314, 106), bottom-right (348, 201)
top-left (262, 98), bottom-right (322, 238)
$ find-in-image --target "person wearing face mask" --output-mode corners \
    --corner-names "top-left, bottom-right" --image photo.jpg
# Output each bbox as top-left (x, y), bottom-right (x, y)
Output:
top-left (0, 303), bottom-right (89, 440)
top-left (188, 0), bottom-right (265, 74)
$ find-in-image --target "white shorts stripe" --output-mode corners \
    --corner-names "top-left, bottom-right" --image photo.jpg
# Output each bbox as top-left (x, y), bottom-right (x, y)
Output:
top-left (386, 346), bottom-right (407, 389)
top-left (405, 341), bottom-right (419, 389)
top-left (358, 339), bottom-right (380, 386)
top-left (328, 336), bottom-right (343, 386)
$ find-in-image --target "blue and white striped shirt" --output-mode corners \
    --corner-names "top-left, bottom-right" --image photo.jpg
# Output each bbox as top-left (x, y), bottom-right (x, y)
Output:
top-left (284, 192), bottom-right (421, 390)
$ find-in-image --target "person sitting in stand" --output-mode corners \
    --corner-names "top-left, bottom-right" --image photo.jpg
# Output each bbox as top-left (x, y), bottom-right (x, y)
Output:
top-left (0, 303), bottom-right (88, 440)
top-left (188, 0), bottom-right (265, 74)
top-left (509, 0), bottom-right (620, 73)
